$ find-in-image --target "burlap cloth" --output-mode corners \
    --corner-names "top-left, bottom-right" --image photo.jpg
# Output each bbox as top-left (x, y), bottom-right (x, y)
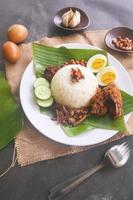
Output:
top-left (5, 30), bottom-right (133, 166)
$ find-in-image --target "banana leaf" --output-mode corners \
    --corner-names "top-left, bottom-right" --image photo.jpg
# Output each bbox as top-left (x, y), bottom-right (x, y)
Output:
top-left (121, 90), bottom-right (133, 115)
top-left (84, 114), bottom-right (126, 132)
top-left (32, 43), bottom-right (108, 77)
top-left (0, 73), bottom-right (22, 149)
top-left (32, 43), bottom-right (133, 136)
top-left (62, 123), bottom-right (94, 137)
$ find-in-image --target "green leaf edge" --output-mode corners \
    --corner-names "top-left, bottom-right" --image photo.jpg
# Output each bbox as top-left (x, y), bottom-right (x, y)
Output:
top-left (0, 72), bottom-right (23, 150)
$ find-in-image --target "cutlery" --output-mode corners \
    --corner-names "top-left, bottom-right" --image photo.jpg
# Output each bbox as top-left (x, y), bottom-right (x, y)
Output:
top-left (49, 142), bottom-right (130, 200)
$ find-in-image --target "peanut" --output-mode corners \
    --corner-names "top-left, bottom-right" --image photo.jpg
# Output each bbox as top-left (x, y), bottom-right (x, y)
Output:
top-left (112, 36), bottom-right (133, 51)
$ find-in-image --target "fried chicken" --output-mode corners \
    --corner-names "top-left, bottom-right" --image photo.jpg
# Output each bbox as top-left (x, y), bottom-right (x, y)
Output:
top-left (104, 83), bottom-right (122, 119)
top-left (89, 87), bottom-right (108, 116)
top-left (89, 83), bottom-right (122, 119)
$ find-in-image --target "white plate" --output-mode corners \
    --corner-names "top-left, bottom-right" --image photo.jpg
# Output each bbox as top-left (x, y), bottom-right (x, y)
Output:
top-left (20, 43), bottom-right (133, 146)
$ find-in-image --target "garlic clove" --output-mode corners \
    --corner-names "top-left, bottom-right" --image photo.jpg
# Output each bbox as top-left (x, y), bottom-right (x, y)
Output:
top-left (69, 15), bottom-right (78, 28)
top-left (62, 9), bottom-right (74, 27)
top-left (68, 11), bottom-right (81, 28)
top-left (62, 15), bottom-right (69, 27)
top-left (62, 9), bottom-right (73, 19)
top-left (74, 11), bottom-right (81, 25)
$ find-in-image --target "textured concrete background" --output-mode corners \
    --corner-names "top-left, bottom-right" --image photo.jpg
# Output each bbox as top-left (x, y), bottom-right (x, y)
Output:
top-left (0, 0), bottom-right (133, 199)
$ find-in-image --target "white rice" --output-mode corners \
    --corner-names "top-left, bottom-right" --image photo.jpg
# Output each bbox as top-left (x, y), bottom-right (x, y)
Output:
top-left (51, 65), bottom-right (98, 108)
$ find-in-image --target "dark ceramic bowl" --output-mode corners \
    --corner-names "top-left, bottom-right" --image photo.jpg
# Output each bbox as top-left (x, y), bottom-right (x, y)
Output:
top-left (105, 27), bottom-right (133, 53)
top-left (54, 7), bottom-right (90, 31)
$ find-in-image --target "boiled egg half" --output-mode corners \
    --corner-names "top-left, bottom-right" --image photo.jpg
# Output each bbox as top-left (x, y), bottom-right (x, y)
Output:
top-left (96, 66), bottom-right (117, 86)
top-left (87, 54), bottom-right (107, 73)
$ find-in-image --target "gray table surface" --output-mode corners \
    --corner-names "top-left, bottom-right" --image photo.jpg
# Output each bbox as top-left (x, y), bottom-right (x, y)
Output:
top-left (0, 0), bottom-right (133, 199)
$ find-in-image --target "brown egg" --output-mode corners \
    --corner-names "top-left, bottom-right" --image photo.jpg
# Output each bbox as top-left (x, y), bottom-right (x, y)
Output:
top-left (7, 24), bottom-right (28, 44)
top-left (2, 41), bottom-right (20, 63)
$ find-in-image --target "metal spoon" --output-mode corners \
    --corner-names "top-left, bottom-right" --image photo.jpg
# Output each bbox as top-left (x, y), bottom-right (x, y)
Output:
top-left (49, 142), bottom-right (130, 200)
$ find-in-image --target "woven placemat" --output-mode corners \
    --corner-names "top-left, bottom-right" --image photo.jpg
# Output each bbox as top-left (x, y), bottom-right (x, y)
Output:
top-left (5, 30), bottom-right (133, 166)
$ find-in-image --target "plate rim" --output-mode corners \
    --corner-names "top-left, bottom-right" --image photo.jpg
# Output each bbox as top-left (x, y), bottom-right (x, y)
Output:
top-left (20, 43), bottom-right (133, 146)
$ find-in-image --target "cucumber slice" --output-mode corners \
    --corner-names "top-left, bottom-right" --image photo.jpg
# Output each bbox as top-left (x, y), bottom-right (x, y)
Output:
top-left (35, 85), bottom-right (51, 100)
top-left (37, 97), bottom-right (54, 108)
top-left (34, 77), bottom-right (49, 88)
top-left (35, 63), bottom-right (45, 77)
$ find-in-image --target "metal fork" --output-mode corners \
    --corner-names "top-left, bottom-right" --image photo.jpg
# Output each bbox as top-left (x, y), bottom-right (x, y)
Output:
top-left (49, 142), bottom-right (130, 200)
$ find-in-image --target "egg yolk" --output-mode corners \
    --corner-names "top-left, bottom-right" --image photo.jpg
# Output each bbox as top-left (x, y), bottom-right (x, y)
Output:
top-left (92, 59), bottom-right (105, 69)
top-left (101, 72), bottom-right (116, 84)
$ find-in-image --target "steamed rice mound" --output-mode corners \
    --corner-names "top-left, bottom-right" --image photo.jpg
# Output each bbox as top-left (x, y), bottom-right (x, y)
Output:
top-left (51, 65), bottom-right (98, 108)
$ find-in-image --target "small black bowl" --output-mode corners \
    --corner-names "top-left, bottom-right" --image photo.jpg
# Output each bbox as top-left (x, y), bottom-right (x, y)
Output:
top-left (54, 7), bottom-right (90, 31)
top-left (105, 27), bottom-right (133, 53)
